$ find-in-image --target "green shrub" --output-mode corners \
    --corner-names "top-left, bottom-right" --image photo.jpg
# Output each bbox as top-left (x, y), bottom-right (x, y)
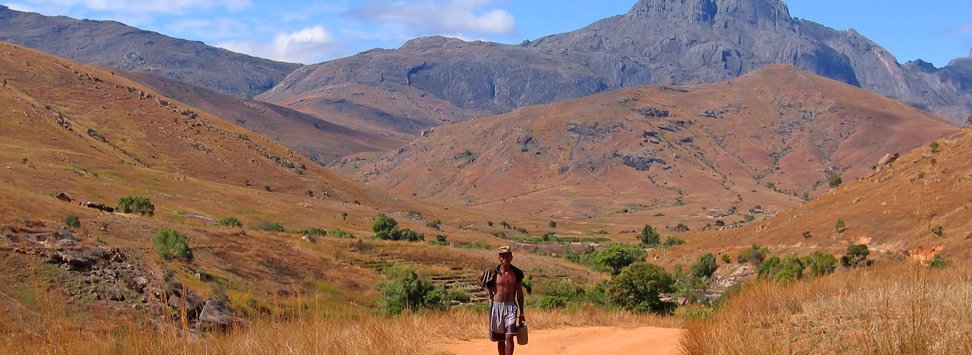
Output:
top-left (736, 244), bottom-right (770, 265)
top-left (216, 216), bottom-right (243, 228)
top-left (152, 228), bottom-right (192, 261)
top-left (296, 227), bottom-right (327, 236)
top-left (582, 244), bottom-right (646, 275)
top-left (548, 221), bottom-right (558, 228)
top-left (720, 253), bottom-right (731, 264)
top-left (372, 213), bottom-right (398, 233)
top-left (835, 219), bottom-right (847, 233)
top-left (691, 253), bottom-right (718, 279)
top-left (757, 255), bottom-right (804, 283)
top-left (842, 244), bottom-right (870, 267)
top-left (426, 219), bottom-right (441, 230)
top-left (535, 279), bottom-right (607, 309)
top-left (64, 214), bottom-right (81, 229)
top-left (117, 196), bottom-right (154, 215)
top-left (327, 229), bottom-right (354, 239)
top-left (376, 266), bottom-right (440, 315)
top-left (927, 254), bottom-right (949, 269)
top-left (457, 240), bottom-right (490, 250)
top-left (606, 263), bottom-right (675, 314)
top-left (638, 224), bottom-right (661, 246)
top-left (803, 252), bottom-right (838, 278)
top-left (828, 173), bottom-right (843, 188)
top-left (663, 236), bottom-right (685, 247)
top-left (251, 220), bottom-right (285, 232)
top-left (931, 225), bottom-right (944, 237)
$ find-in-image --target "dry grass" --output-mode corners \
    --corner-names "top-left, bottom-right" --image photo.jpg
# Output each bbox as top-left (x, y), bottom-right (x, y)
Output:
top-left (682, 261), bottom-right (972, 354)
top-left (1, 305), bottom-right (681, 355)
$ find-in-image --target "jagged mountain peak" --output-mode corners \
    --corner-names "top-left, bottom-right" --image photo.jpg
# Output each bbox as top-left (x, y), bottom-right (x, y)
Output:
top-left (628, 0), bottom-right (791, 26)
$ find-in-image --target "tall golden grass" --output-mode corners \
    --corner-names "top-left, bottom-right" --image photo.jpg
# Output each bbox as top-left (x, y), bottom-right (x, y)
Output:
top-left (2, 301), bottom-right (681, 355)
top-left (682, 261), bottom-right (972, 354)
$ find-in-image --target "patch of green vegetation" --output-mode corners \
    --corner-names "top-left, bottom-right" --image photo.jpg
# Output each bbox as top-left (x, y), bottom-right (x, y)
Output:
top-left (64, 214), bottom-right (81, 229)
top-left (327, 229), bottom-right (354, 239)
top-left (216, 216), bottom-right (243, 228)
top-left (456, 240), bottom-right (490, 250)
top-left (152, 228), bottom-right (192, 261)
top-left (117, 195), bottom-right (154, 215)
top-left (663, 236), bottom-right (685, 247)
top-left (582, 244), bottom-right (646, 275)
top-left (535, 279), bottom-right (607, 310)
top-left (638, 224), bottom-right (661, 246)
top-left (251, 220), bottom-right (285, 232)
top-left (294, 227), bottom-right (327, 237)
top-left (372, 213), bottom-right (424, 241)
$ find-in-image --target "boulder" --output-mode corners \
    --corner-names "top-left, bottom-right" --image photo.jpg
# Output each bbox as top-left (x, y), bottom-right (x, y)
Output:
top-left (198, 300), bottom-right (234, 327)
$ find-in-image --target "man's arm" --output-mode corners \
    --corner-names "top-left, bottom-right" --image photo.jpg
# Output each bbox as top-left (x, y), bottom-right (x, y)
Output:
top-left (516, 280), bottom-right (525, 323)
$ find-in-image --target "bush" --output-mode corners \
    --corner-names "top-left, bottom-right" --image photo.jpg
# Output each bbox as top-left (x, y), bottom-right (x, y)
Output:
top-left (548, 221), bottom-right (557, 228)
top-left (691, 253), bottom-right (718, 279)
top-left (535, 279), bottom-right (605, 309)
top-left (606, 263), bottom-right (675, 314)
top-left (721, 254), bottom-right (731, 264)
top-left (327, 229), bottom-right (354, 239)
top-left (927, 254), bottom-right (948, 269)
top-left (216, 216), bottom-right (243, 228)
top-left (152, 228), bottom-right (192, 261)
top-left (372, 213), bottom-right (398, 234)
top-left (426, 219), bottom-right (441, 230)
top-left (757, 255), bottom-right (804, 283)
top-left (117, 195), bottom-right (154, 215)
top-left (638, 224), bottom-right (661, 246)
top-left (377, 266), bottom-right (440, 315)
top-left (828, 173), bottom-right (843, 188)
top-left (251, 220), bottom-right (285, 232)
top-left (931, 225), bottom-right (944, 237)
top-left (842, 244), bottom-right (870, 267)
top-left (736, 244), bottom-right (770, 265)
top-left (835, 219), bottom-right (847, 233)
top-left (64, 214), bottom-right (81, 229)
top-left (296, 227), bottom-right (327, 236)
top-left (803, 252), bottom-right (838, 278)
top-left (582, 244), bottom-right (646, 275)
top-left (663, 236), bottom-right (685, 247)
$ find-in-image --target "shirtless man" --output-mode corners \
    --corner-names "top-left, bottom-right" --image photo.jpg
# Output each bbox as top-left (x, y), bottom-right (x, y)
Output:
top-left (483, 245), bottom-right (525, 355)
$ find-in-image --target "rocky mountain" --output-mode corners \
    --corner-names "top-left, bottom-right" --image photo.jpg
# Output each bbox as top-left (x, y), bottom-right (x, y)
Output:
top-left (0, 5), bottom-right (300, 98)
top-left (261, 0), bottom-right (971, 141)
top-left (331, 66), bottom-right (957, 223)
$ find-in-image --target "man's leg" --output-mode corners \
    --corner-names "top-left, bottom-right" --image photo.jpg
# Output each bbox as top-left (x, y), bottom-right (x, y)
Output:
top-left (504, 334), bottom-right (515, 355)
top-left (497, 340), bottom-right (505, 355)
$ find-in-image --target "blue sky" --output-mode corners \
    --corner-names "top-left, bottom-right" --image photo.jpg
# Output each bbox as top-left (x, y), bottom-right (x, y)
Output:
top-left (4, 0), bottom-right (971, 67)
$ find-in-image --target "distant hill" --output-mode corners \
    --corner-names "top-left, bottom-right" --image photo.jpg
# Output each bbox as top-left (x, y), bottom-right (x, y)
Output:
top-left (118, 71), bottom-right (405, 163)
top-left (0, 5), bottom-right (300, 98)
top-left (715, 124), bottom-right (972, 262)
top-left (260, 0), bottom-right (971, 143)
top-left (331, 65), bottom-right (957, 223)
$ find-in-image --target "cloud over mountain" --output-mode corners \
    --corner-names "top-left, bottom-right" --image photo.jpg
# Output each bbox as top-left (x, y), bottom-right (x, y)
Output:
top-left (351, 0), bottom-right (516, 36)
top-left (218, 26), bottom-right (338, 64)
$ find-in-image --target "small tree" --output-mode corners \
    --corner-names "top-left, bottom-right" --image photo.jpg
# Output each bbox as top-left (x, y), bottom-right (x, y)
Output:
top-left (426, 219), bottom-right (442, 230)
top-left (736, 244), bottom-right (770, 265)
top-left (153, 228), bottom-right (192, 261)
top-left (584, 244), bottom-right (646, 275)
top-left (118, 196), bottom-right (154, 215)
top-left (377, 266), bottom-right (440, 315)
top-left (217, 216), bottom-right (243, 228)
top-left (372, 213), bottom-right (398, 234)
top-left (835, 219), bottom-right (847, 233)
top-left (842, 244), bottom-right (870, 267)
top-left (691, 253), bottom-right (718, 279)
top-left (64, 214), bottom-right (81, 229)
top-left (828, 174), bottom-right (843, 188)
top-left (721, 253), bottom-right (731, 264)
top-left (606, 263), bottom-right (675, 314)
top-left (804, 252), bottom-right (838, 278)
top-left (341, 212), bottom-right (348, 221)
top-left (638, 224), bottom-right (661, 246)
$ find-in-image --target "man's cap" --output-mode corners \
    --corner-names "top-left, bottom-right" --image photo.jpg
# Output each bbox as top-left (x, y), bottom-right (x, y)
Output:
top-left (498, 245), bottom-right (512, 254)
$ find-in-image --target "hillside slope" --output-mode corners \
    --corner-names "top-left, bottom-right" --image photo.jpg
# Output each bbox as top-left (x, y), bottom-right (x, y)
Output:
top-left (0, 5), bottom-right (300, 98)
top-left (332, 65), bottom-right (956, 225)
top-left (119, 71), bottom-right (405, 163)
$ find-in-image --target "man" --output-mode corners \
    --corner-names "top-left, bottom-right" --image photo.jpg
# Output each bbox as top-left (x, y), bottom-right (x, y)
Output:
top-left (479, 245), bottom-right (526, 355)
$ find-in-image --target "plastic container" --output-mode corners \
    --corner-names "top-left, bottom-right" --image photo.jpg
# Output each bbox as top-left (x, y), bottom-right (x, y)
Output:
top-left (516, 322), bottom-right (528, 345)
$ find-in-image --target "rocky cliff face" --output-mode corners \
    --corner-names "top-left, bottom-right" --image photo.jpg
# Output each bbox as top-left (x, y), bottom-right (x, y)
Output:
top-left (0, 5), bottom-right (300, 98)
top-left (265, 0), bottom-right (971, 129)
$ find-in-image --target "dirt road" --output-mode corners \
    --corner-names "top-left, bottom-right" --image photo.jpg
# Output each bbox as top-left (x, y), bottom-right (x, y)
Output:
top-left (439, 326), bottom-right (685, 355)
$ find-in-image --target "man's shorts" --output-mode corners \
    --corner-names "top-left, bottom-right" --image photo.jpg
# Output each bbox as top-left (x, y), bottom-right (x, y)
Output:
top-left (489, 301), bottom-right (518, 342)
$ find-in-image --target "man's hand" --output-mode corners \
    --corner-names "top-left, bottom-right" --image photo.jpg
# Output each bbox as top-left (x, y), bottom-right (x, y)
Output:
top-left (519, 314), bottom-right (526, 323)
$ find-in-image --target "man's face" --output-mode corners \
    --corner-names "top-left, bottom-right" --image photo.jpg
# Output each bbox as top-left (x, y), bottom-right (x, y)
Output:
top-left (499, 252), bottom-right (513, 266)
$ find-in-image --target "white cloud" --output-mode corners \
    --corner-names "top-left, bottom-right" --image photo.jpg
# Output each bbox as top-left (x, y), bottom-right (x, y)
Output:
top-left (217, 26), bottom-right (338, 64)
top-left (352, 0), bottom-right (516, 37)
